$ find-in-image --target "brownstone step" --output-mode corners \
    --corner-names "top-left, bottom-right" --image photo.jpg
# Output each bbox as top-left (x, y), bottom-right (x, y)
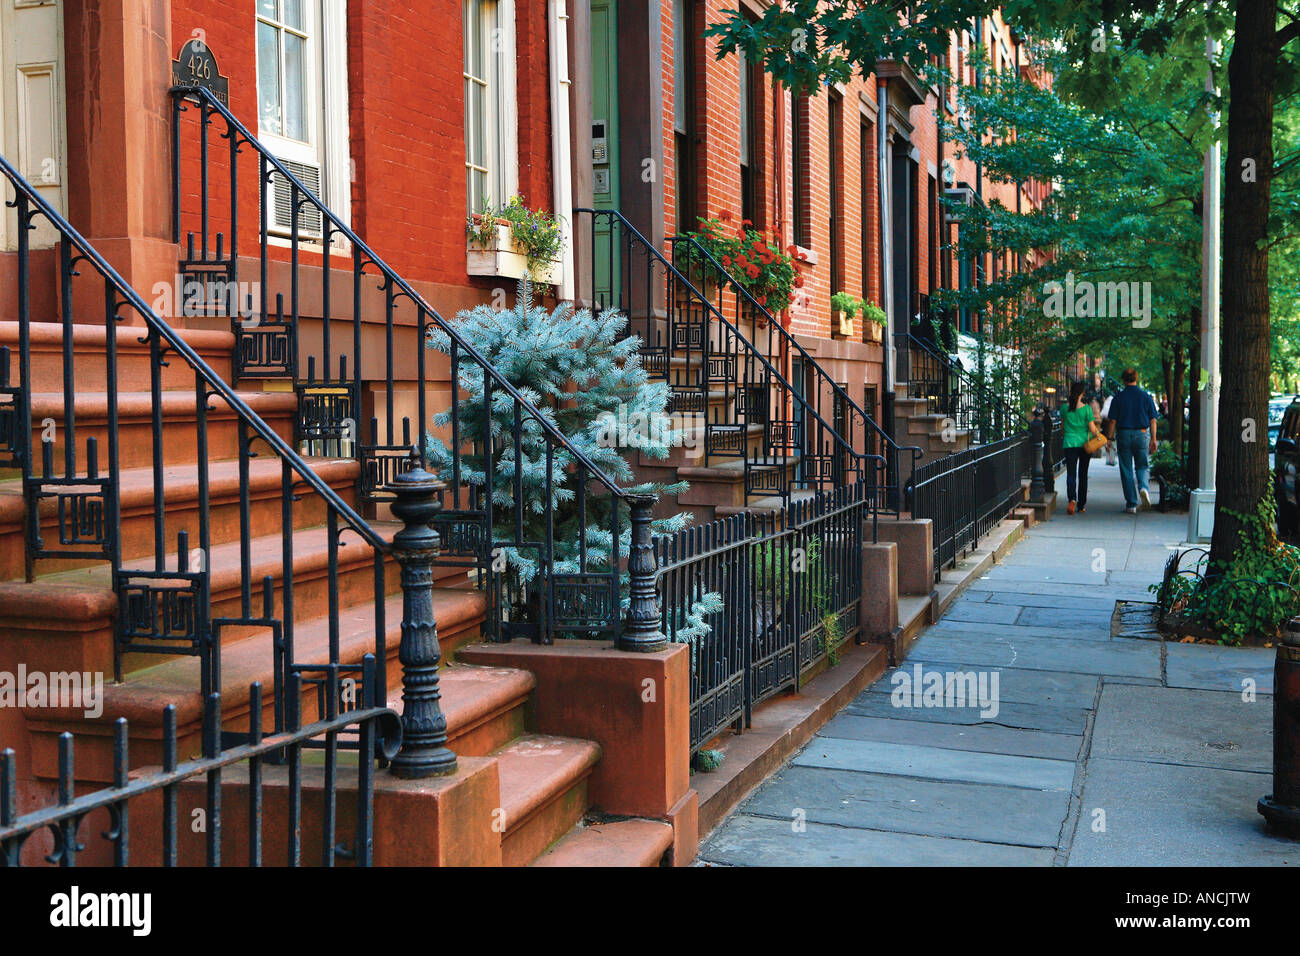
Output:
top-left (0, 456), bottom-right (360, 579)
top-left (0, 320), bottom-right (236, 391)
top-left (531, 818), bottom-right (673, 867)
top-left (494, 734), bottom-right (601, 866)
top-left (19, 586), bottom-right (488, 782)
top-left (21, 389), bottom-right (298, 470)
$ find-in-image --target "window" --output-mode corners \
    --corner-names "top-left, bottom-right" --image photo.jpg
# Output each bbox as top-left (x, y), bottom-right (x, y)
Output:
top-left (792, 95), bottom-right (811, 248)
top-left (828, 91), bottom-right (843, 303)
top-left (739, 43), bottom-right (760, 225)
top-left (463, 0), bottom-right (518, 214)
top-left (673, 0), bottom-right (697, 232)
top-left (860, 117), bottom-right (872, 304)
top-left (255, 0), bottom-right (350, 237)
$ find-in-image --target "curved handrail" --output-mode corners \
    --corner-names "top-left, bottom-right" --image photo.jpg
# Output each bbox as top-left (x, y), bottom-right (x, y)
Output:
top-left (0, 150), bottom-right (388, 553)
top-left (671, 232), bottom-right (922, 465)
top-left (174, 85), bottom-right (629, 505)
top-left (575, 207), bottom-right (883, 485)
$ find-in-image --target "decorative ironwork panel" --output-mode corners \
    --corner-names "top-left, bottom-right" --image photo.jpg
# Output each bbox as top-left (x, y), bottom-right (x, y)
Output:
top-left (26, 478), bottom-right (114, 560)
top-left (296, 384), bottom-right (354, 452)
top-left (745, 462), bottom-right (787, 497)
top-left (0, 387), bottom-right (19, 469)
top-left (236, 322), bottom-right (294, 378)
top-left (360, 444), bottom-right (417, 499)
top-left (705, 423), bottom-right (746, 457)
top-left (116, 571), bottom-right (206, 657)
top-left (767, 419), bottom-right (801, 452)
top-left (430, 510), bottom-right (489, 561)
top-left (671, 319), bottom-right (705, 351)
top-left (668, 386), bottom-right (707, 415)
top-left (551, 572), bottom-right (618, 629)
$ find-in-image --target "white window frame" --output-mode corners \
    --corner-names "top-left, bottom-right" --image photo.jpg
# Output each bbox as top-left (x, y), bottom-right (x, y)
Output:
top-left (463, 0), bottom-right (518, 215)
top-left (255, 0), bottom-right (352, 240)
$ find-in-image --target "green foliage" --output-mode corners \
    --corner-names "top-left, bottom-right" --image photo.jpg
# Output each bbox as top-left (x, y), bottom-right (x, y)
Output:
top-left (692, 749), bottom-right (724, 772)
top-left (1151, 498), bottom-right (1300, 645)
top-left (830, 291), bottom-right (862, 318)
top-left (752, 535), bottom-right (846, 665)
top-left (687, 213), bottom-right (801, 312)
top-left (860, 301), bottom-right (887, 327)
top-left (1149, 441), bottom-right (1190, 509)
top-left (424, 278), bottom-right (702, 622)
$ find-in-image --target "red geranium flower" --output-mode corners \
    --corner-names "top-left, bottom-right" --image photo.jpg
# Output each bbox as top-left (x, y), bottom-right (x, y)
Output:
top-left (721, 255), bottom-right (732, 267)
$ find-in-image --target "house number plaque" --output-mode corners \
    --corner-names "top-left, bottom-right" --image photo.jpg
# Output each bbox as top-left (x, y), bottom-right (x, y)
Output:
top-left (171, 38), bottom-right (230, 105)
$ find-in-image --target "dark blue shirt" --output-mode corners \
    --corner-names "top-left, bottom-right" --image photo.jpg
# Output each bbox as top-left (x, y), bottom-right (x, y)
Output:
top-left (1108, 385), bottom-right (1158, 430)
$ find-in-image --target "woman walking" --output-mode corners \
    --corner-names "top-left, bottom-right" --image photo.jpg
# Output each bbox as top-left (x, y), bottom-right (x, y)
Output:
top-left (1062, 381), bottom-right (1102, 514)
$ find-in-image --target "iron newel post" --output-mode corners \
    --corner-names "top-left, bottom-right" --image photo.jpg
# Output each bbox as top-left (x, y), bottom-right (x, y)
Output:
top-left (621, 494), bottom-right (666, 653)
top-left (1029, 407), bottom-right (1046, 500)
top-left (388, 465), bottom-right (458, 778)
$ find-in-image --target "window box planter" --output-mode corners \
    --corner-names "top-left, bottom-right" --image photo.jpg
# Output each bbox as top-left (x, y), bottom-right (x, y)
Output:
top-left (834, 309), bottom-right (854, 338)
top-left (863, 320), bottom-right (884, 344)
top-left (466, 220), bottom-right (562, 286)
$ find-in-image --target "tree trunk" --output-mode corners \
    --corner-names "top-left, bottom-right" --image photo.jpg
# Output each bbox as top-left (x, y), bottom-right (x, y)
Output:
top-left (1188, 324), bottom-right (1201, 482)
top-left (1212, 0), bottom-right (1278, 566)
top-left (1171, 339), bottom-right (1185, 459)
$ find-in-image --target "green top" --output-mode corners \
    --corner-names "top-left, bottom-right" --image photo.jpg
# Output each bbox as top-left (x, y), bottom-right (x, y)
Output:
top-left (1062, 403), bottom-right (1096, 449)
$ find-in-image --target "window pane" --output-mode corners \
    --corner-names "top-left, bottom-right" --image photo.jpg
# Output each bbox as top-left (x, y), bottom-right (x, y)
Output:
top-left (284, 32), bottom-right (307, 141)
top-left (258, 0), bottom-right (276, 19)
top-left (257, 22), bottom-right (281, 135)
top-left (282, 0), bottom-right (303, 30)
top-left (466, 81), bottom-right (484, 168)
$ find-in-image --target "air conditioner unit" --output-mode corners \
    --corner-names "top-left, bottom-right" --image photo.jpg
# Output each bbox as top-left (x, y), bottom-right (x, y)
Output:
top-left (943, 185), bottom-right (977, 224)
top-left (269, 159), bottom-right (324, 239)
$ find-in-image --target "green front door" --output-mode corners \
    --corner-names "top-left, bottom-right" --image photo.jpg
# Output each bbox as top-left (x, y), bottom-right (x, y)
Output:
top-left (590, 0), bottom-right (620, 307)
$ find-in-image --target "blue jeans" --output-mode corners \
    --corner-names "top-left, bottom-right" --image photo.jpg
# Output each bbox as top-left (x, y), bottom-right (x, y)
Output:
top-left (1117, 428), bottom-right (1151, 509)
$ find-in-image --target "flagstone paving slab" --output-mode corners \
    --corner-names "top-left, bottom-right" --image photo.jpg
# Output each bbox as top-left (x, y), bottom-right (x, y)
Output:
top-left (863, 663), bottom-right (1101, 709)
top-left (1067, 758), bottom-right (1299, 867)
top-left (844, 691), bottom-right (1090, 735)
top-left (919, 619), bottom-right (1113, 642)
top-left (791, 737), bottom-right (1077, 791)
top-left (699, 815), bottom-right (1056, 867)
top-left (738, 765), bottom-right (1071, 847)
top-left (938, 600), bottom-right (1025, 625)
top-left (820, 713), bottom-right (1084, 761)
top-left (908, 630), bottom-right (1163, 678)
top-left (1014, 605), bottom-right (1116, 630)
top-left (1164, 642), bottom-right (1275, 694)
top-left (1089, 683), bottom-right (1271, 773)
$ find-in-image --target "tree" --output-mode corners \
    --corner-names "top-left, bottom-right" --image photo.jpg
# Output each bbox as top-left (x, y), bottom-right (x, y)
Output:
top-left (424, 279), bottom-right (719, 640)
top-left (707, 0), bottom-right (1300, 566)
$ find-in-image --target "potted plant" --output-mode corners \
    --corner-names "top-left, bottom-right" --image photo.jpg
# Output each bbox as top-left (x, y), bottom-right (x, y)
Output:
top-left (831, 291), bottom-right (861, 338)
top-left (467, 195), bottom-right (565, 285)
top-left (686, 211), bottom-right (801, 319)
top-left (860, 301), bottom-right (887, 343)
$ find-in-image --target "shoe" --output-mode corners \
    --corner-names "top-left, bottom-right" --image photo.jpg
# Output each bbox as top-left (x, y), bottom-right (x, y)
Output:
top-left (1139, 488), bottom-right (1151, 510)
top-left (1125, 506), bottom-right (1137, 514)
top-left (1078, 505), bottom-right (1086, 513)
top-left (1067, 501), bottom-right (1076, 515)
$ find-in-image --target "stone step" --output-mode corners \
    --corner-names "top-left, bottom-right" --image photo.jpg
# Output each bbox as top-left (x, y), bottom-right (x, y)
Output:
top-left (0, 456), bottom-right (360, 579)
top-left (16, 389), bottom-right (298, 471)
top-left (531, 818), bottom-right (673, 867)
top-left (495, 734), bottom-right (602, 866)
top-left (387, 662), bottom-right (535, 758)
top-left (17, 585), bottom-right (488, 782)
top-left (0, 320), bottom-right (236, 392)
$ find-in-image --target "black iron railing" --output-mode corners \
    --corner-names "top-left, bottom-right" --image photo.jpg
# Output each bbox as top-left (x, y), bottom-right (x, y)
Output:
top-left (1, 661), bottom-right (399, 866)
top-left (907, 431), bottom-right (1031, 580)
top-left (575, 209), bottom-right (885, 513)
top-left (0, 149), bottom-right (481, 863)
top-left (171, 86), bottom-right (659, 649)
top-left (656, 484), bottom-right (867, 752)
top-left (900, 293), bottom-right (1026, 445)
top-left (666, 231), bottom-right (918, 513)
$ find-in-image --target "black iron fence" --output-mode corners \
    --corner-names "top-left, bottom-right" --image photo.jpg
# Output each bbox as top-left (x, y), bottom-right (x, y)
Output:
top-left (656, 485), bottom-right (867, 752)
top-left (907, 432), bottom-right (1032, 580)
top-left (1, 660), bottom-right (400, 866)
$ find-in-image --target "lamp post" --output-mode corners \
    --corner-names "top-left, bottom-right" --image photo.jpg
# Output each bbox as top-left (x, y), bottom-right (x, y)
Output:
top-left (1260, 617), bottom-right (1300, 834)
top-left (1189, 30), bottom-right (1221, 543)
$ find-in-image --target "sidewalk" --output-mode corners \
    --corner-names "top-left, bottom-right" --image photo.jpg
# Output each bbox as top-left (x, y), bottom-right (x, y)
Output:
top-left (699, 463), bottom-right (1298, 866)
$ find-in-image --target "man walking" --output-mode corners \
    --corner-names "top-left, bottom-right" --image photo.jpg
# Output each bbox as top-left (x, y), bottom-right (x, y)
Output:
top-left (1108, 368), bottom-right (1159, 514)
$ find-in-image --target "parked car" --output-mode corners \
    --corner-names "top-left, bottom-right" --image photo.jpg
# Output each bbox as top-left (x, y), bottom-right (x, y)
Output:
top-left (1275, 397), bottom-right (1300, 540)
